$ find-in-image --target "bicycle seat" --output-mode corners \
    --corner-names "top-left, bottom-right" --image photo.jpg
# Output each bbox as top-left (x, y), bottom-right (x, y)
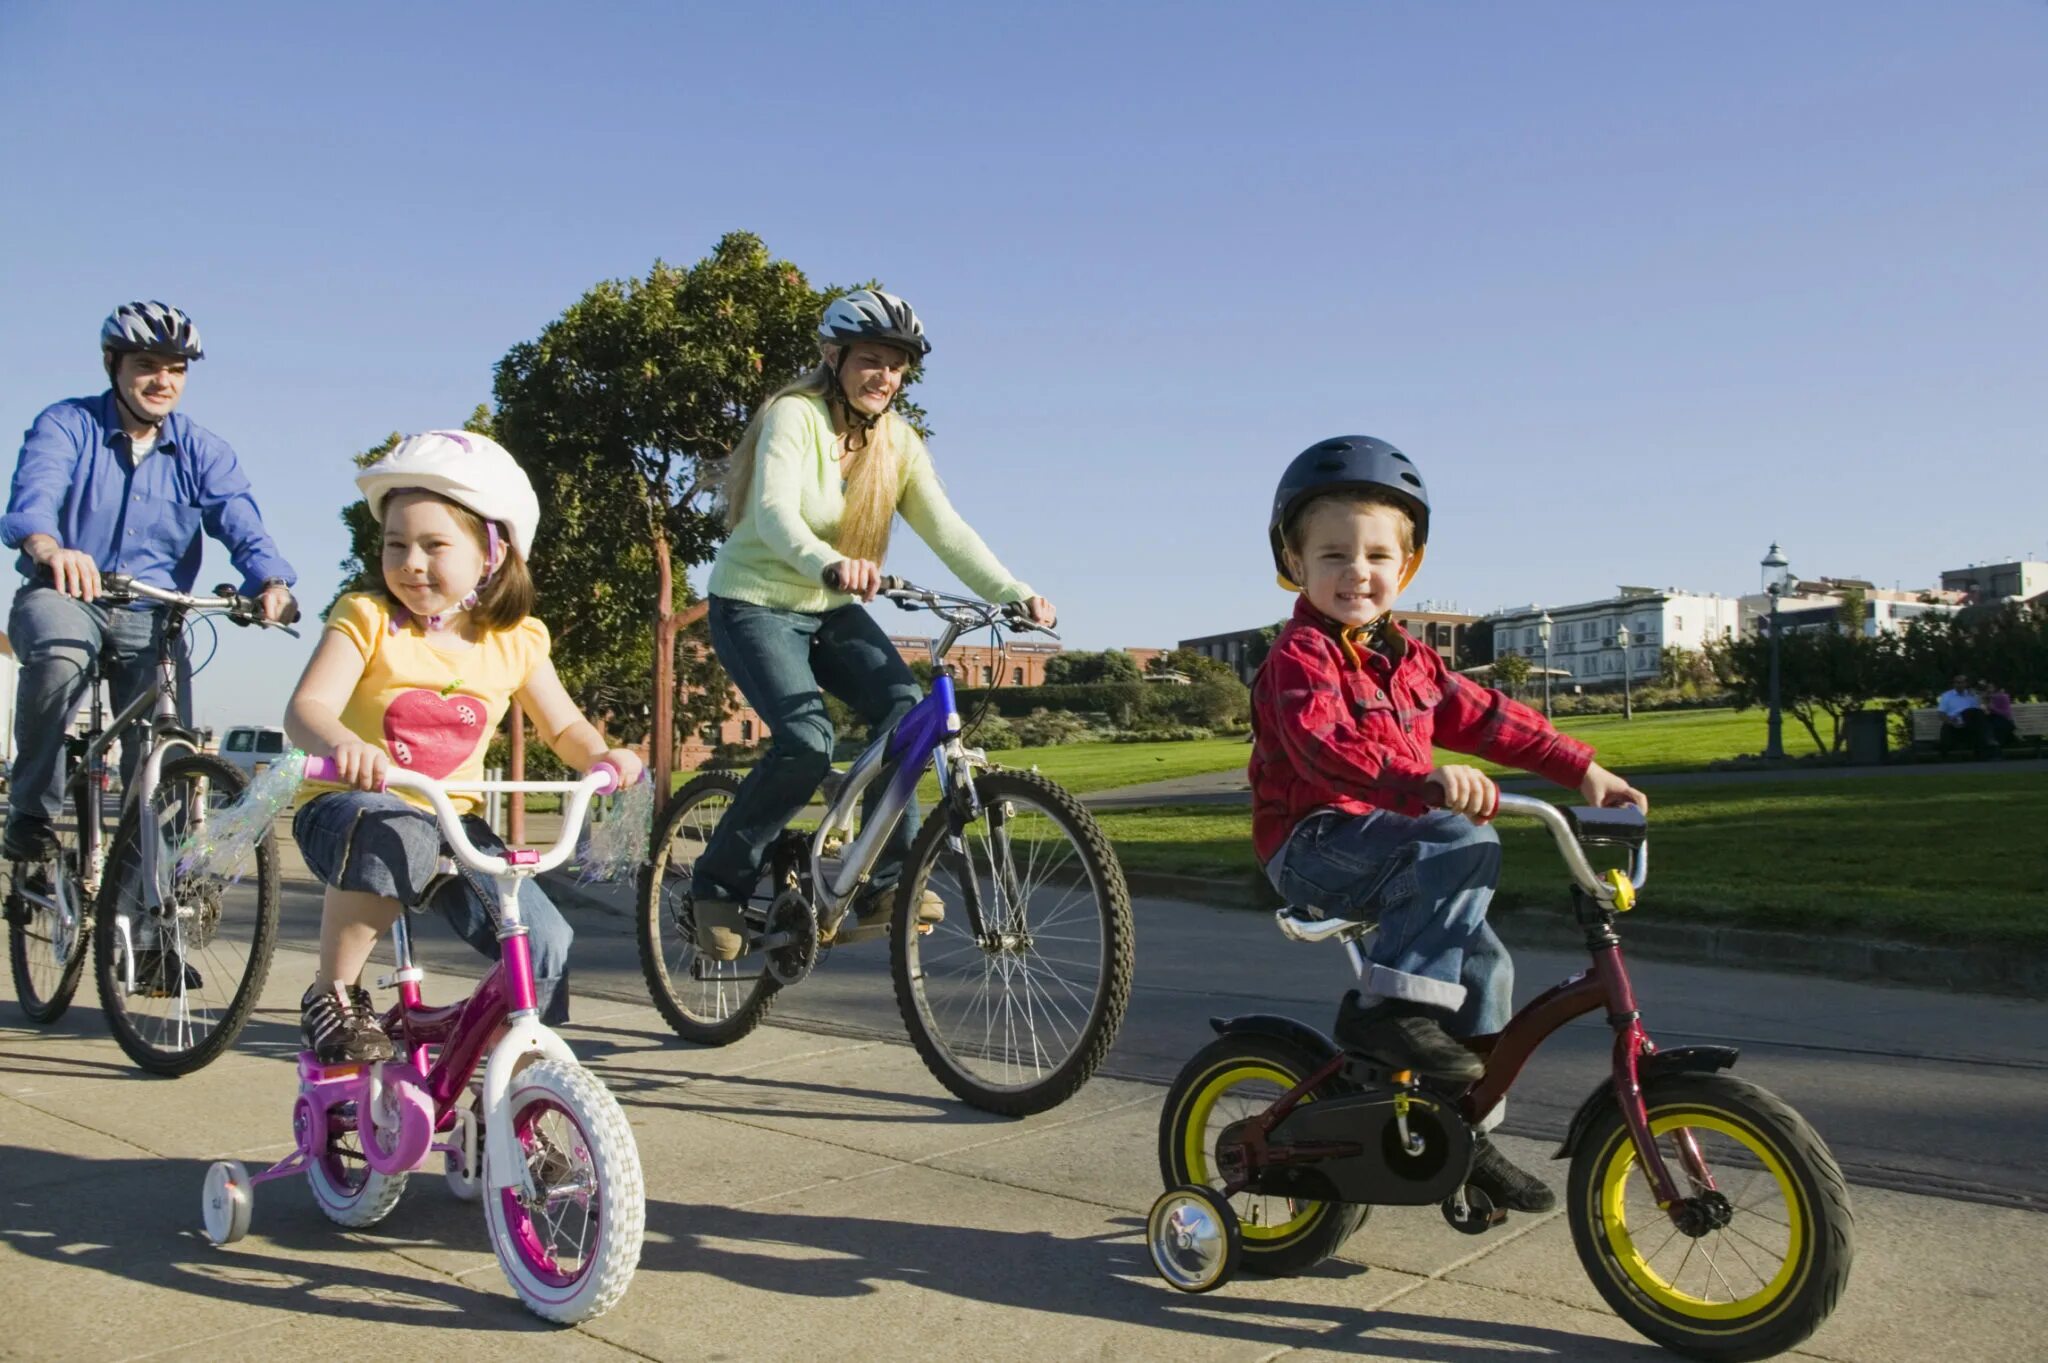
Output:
top-left (1563, 806), bottom-right (1648, 848)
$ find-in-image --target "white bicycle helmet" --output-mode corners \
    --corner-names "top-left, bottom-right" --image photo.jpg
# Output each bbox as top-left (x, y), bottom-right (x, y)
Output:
top-left (355, 430), bottom-right (541, 561)
top-left (817, 288), bottom-right (930, 357)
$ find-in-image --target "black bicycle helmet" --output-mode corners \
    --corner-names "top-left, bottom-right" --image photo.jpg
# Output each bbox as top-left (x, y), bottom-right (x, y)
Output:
top-left (1268, 435), bottom-right (1430, 579)
top-left (817, 288), bottom-right (930, 358)
top-left (101, 301), bottom-right (204, 360)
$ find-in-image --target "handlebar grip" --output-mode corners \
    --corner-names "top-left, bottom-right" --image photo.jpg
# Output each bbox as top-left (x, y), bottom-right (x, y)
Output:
top-left (301, 755), bottom-right (343, 783)
top-left (589, 761), bottom-right (622, 795)
top-left (881, 575), bottom-right (907, 592)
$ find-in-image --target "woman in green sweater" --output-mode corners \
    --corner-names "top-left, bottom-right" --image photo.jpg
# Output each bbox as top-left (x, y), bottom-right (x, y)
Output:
top-left (691, 289), bottom-right (1056, 959)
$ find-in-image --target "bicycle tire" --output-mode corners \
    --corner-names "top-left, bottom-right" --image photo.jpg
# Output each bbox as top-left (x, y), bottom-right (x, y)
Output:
top-left (891, 767), bottom-right (1134, 1115)
top-left (636, 770), bottom-right (779, 1046)
top-left (1567, 1071), bottom-right (1854, 1361)
top-left (6, 785), bottom-right (95, 1024)
top-left (1158, 1033), bottom-right (1369, 1275)
top-left (93, 751), bottom-right (280, 1075)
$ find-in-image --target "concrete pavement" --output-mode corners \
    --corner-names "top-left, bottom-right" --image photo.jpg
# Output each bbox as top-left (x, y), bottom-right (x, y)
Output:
top-left (6, 854), bottom-right (2048, 1359)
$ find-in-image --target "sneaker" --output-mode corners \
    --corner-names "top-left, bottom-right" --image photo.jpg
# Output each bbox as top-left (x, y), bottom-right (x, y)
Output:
top-left (854, 885), bottom-right (946, 929)
top-left (1468, 1134), bottom-right (1557, 1213)
top-left (1333, 991), bottom-right (1485, 1082)
top-left (133, 947), bottom-right (203, 997)
top-left (691, 896), bottom-right (748, 962)
top-left (2, 818), bottom-right (58, 864)
top-left (301, 981), bottom-right (396, 1065)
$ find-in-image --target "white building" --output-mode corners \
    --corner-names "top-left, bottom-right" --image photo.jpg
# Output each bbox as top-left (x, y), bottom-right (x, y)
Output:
top-left (1489, 588), bottom-right (1741, 687)
top-left (1940, 560), bottom-right (2048, 603)
top-left (1737, 577), bottom-right (1961, 638)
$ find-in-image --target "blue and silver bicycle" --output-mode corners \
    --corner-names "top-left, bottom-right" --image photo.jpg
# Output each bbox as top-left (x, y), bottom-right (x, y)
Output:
top-left (635, 578), bottom-right (1135, 1116)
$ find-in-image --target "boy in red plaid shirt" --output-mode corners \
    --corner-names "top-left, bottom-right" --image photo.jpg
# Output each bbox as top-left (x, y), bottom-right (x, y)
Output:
top-left (1252, 436), bottom-right (1647, 1212)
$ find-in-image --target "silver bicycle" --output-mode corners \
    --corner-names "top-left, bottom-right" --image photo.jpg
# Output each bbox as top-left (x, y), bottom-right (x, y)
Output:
top-left (637, 579), bottom-right (1136, 1116)
top-left (4, 574), bottom-right (295, 1074)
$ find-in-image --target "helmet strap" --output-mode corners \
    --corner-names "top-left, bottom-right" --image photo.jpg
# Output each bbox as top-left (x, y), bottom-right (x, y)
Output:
top-left (389, 590), bottom-right (480, 635)
top-left (105, 351), bottom-right (164, 433)
top-left (829, 351), bottom-right (880, 451)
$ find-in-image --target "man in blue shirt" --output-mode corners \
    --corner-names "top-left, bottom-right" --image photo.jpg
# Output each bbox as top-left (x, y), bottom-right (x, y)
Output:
top-left (1, 302), bottom-right (298, 862)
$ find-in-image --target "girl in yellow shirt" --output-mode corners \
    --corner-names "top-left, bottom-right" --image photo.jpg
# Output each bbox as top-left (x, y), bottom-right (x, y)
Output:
top-left (284, 431), bottom-right (643, 1065)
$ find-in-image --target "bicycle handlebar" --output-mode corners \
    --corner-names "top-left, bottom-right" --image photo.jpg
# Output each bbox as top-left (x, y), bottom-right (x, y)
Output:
top-left (1492, 793), bottom-right (1648, 898)
top-left (879, 576), bottom-right (1059, 640)
top-left (98, 573), bottom-right (301, 634)
top-left (302, 756), bottom-right (621, 880)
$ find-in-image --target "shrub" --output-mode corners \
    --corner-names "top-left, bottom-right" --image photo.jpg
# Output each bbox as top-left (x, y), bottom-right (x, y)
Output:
top-left (1011, 708), bottom-right (1096, 748)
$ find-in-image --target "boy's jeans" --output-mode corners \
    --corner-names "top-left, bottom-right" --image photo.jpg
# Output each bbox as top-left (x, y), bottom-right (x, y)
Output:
top-left (691, 596), bottom-right (923, 904)
top-left (1267, 807), bottom-right (1512, 1040)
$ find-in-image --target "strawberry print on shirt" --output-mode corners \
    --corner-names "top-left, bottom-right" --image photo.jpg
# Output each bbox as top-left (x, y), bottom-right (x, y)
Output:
top-left (383, 688), bottom-right (490, 779)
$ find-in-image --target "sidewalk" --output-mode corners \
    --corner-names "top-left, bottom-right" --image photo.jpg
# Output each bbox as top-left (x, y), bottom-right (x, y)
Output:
top-left (4, 938), bottom-right (2045, 1361)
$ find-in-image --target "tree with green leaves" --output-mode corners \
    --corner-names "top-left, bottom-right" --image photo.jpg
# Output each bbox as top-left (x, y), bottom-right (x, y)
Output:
top-left (1491, 652), bottom-right (1532, 699)
top-left (1045, 649), bottom-right (1141, 685)
top-left (488, 232), bottom-right (871, 792)
top-left (1145, 647), bottom-right (1241, 682)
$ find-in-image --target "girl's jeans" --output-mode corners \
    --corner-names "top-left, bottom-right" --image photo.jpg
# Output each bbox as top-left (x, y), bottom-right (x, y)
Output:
top-left (1268, 807), bottom-right (1512, 1039)
top-left (691, 596), bottom-right (922, 904)
top-left (293, 791), bottom-right (574, 1024)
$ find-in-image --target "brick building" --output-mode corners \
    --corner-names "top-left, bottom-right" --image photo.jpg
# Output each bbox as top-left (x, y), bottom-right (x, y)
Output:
top-left (670, 634), bottom-right (1165, 770)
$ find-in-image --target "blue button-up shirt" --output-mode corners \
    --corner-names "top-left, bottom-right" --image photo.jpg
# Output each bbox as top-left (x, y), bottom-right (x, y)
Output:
top-left (2, 393), bottom-right (296, 594)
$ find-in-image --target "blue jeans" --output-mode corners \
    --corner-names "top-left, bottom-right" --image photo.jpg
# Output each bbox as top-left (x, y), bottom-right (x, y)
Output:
top-left (6, 586), bottom-right (190, 830)
top-left (293, 791), bottom-right (574, 1024)
top-left (692, 596), bottom-right (922, 902)
top-left (1268, 808), bottom-right (1512, 1039)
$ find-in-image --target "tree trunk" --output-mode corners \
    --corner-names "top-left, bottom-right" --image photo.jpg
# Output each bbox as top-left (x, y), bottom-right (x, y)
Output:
top-left (653, 530), bottom-right (676, 801)
top-left (508, 698), bottom-right (526, 844)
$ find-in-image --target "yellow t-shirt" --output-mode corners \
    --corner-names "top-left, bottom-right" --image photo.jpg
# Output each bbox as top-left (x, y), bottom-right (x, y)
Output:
top-left (310, 592), bottom-right (551, 813)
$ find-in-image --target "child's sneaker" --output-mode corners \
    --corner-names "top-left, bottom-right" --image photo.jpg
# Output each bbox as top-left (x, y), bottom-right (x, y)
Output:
top-left (1468, 1134), bottom-right (1557, 1213)
top-left (1333, 991), bottom-right (1485, 1082)
top-left (301, 981), bottom-right (396, 1065)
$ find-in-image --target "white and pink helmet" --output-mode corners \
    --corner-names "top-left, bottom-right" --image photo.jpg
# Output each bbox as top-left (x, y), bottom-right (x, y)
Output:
top-left (355, 430), bottom-right (541, 562)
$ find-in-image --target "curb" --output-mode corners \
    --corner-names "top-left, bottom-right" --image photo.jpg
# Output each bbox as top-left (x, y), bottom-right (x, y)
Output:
top-left (1118, 868), bottom-right (2048, 999)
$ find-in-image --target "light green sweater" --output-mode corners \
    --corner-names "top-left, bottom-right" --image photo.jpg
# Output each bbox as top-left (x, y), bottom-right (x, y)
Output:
top-left (706, 393), bottom-right (1032, 613)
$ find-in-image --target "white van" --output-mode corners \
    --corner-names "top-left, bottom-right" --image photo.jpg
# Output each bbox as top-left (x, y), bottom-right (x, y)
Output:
top-left (220, 725), bottom-right (290, 776)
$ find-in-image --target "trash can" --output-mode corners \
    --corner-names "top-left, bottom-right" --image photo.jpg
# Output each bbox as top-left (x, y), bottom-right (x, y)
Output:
top-left (1844, 710), bottom-right (1888, 765)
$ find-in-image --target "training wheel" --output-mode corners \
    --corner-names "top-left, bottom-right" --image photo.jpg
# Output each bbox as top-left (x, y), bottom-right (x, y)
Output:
top-left (202, 1160), bottom-right (253, 1245)
top-left (1147, 1184), bottom-right (1241, 1293)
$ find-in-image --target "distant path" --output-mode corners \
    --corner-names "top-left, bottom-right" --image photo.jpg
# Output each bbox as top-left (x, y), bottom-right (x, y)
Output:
top-left (1082, 755), bottom-right (2048, 809)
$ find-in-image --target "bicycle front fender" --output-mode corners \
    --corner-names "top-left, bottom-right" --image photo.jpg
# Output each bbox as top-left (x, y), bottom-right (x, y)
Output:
top-left (1551, 1044), bottom-right (1740, 1161)
top-left (480, 1017), bottom-right (579, 1192)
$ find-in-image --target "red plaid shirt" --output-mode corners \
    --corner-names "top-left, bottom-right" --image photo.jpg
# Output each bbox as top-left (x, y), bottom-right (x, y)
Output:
top-left (1250, 596), bottom-right (1594, 864)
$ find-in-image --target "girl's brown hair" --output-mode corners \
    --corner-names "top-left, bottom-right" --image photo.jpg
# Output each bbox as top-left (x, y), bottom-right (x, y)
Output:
top-left (379, 490), bottom-right (535, 631)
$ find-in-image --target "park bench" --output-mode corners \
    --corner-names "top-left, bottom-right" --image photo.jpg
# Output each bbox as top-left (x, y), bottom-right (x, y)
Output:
top-left (1908, 701), bottom-right (2048, 756)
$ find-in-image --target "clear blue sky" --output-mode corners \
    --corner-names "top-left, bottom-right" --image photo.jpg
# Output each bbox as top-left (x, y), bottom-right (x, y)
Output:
top-left (4, 1), bottom-right (2042, 731)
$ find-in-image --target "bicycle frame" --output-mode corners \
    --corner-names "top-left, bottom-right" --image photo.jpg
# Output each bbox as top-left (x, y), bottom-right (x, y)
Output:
top-left (1268, 795), bottom-right (1701, 1215)
top-left (246, 763), bottom-right (614, 1194)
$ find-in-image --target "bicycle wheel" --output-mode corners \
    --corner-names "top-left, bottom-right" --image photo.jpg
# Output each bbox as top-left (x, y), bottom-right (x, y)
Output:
top-left (636, 771), bottom-right (779, 1046)
top-left (6, 813), bottom-right (91, 1024)
top-left (482, 1058), bottom-right (644, 1323)
top-left (1567, 1071), bottom-right (1854, 1362)
top-left (306, 1099), bottom-right (409, 1229)
top-left (93, 751), bottom-right (281, 1075)
top-left (1158, 1034), bottom-right (1368, 1276)
top-left (892, 768), bottom-right (1134, 1115)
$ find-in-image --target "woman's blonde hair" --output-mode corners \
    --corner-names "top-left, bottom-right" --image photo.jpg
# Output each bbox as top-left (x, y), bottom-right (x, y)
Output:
top-left (721, 358), bottom-right (905, 566)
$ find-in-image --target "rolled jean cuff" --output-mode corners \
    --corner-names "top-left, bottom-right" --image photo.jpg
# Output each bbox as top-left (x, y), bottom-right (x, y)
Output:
top-left (1362, 963), bottom-right (1466, 1013)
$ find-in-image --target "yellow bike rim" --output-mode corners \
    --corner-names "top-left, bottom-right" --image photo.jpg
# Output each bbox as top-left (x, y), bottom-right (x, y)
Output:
top-left (1598, 1108), bottom-right (1807, 1322)
top-left (1178, 1060), bottom-right (1327, 1243)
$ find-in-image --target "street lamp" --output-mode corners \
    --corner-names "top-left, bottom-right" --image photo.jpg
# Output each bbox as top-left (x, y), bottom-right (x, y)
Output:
top-left (1761, 542), bottom-right (1791, 759)
top-left (1537, 611), bottom-right (1553, 719)
top-left (1616, 622), bottom-right (1634, 721)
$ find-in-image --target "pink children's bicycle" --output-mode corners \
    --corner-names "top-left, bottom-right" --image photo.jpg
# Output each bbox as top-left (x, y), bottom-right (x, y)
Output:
top-left (199, 760), bottom-right (645, 1323)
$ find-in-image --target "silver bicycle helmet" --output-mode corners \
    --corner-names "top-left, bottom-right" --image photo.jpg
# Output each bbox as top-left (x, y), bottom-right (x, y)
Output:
top-left (101, 301), bottom-right (204, 360)
top-left (817, 288), bottom-right (929, 357)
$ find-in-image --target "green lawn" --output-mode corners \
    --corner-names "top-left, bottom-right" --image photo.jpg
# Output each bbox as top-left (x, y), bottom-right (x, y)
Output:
top-left (961, 707), bottom-right (1824, 799)
top-left (1089, 771), bottom-right (2048, 948)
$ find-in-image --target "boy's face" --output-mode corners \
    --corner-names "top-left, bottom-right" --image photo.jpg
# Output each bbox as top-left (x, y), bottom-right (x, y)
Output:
top-left (1289, 500), bottom-right (1412, 629)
